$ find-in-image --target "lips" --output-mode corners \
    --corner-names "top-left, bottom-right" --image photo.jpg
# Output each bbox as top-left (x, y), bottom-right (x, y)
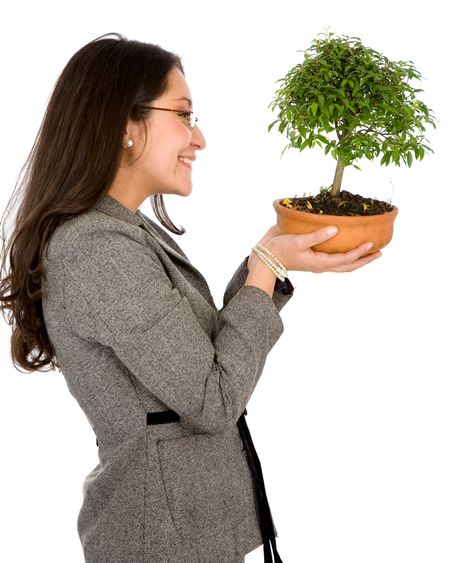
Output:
top-left (178, 157), bottom-right (192, 169)
top-left (178, 154), bottom-right (196, 161)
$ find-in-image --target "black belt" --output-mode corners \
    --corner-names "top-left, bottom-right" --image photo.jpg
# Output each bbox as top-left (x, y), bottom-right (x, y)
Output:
top-left (96, 408), bottom-right (283, 562)
top-left (237, 409), bottom-right (283, 562)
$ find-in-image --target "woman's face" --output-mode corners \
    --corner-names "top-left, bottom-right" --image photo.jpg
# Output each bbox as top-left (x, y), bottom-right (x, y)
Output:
top-left (122, 67), bottom-right (206, 202)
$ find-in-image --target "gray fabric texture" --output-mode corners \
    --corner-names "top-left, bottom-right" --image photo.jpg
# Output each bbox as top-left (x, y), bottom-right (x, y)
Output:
top-left (41, 194), bottom-right (294, 562)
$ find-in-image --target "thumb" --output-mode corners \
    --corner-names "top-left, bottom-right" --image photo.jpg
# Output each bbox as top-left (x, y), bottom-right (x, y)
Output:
top-left (298, 226), bottom-right (339, 249)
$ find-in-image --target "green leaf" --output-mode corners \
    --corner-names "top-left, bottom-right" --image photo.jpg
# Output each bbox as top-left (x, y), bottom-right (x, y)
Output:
top-left (267, 31), bottom-right (436, 171)
top-left (381, 153), bottom-right (392, 166)
top-left (317, 134), bottom-right (329, 144)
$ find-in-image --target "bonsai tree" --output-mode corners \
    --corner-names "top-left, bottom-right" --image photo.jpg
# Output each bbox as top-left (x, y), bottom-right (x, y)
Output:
top-left (268, 31), bottom-right (436, 209)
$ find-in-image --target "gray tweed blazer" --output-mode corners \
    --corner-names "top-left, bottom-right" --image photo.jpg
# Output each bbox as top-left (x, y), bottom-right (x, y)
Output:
top-left (41, 194), bottom-right (294, 562)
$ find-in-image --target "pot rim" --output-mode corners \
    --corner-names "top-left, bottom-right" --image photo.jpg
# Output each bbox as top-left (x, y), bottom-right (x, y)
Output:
top-left (273, 198), bottom-right (399, 221)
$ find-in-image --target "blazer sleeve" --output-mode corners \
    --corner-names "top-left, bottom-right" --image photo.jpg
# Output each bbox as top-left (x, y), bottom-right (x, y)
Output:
top-left (222, 255), bottom-right (295, 313)
top-left (62, 230), bottom-right (286, 435)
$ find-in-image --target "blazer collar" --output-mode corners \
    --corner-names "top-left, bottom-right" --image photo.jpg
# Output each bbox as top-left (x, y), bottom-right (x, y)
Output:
top-left (93, 195), bottom-right (191, 266)
top-left (94, 193), bottom-right (143, 227)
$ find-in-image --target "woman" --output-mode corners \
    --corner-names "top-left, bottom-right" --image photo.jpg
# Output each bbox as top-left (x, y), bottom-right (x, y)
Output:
top-left (0, 33), bottom-right (380, 563)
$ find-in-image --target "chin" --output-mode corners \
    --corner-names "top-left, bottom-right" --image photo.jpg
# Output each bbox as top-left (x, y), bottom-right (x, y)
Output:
top-left (180, 183), bottom-right (193, 196)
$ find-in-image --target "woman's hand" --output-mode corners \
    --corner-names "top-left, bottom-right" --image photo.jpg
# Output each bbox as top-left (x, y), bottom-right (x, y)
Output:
top-left (251, 225), bottom-right (381, 273)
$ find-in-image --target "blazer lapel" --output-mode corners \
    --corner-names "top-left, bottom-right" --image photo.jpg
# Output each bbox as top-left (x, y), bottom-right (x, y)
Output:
top-left (136, 210), bottom-right (193, 267)
top-left (93, 196), bottom-right (215, 308)
top-left (93, 195), bottom-right (192, 266)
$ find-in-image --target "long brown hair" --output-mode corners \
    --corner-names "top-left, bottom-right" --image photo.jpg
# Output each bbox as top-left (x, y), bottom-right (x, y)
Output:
top-left (0, 32), bottom-right (185, 374)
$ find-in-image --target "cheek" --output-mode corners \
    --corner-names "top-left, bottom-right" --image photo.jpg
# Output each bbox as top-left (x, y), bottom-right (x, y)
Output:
top-left (168, 120), bottom-right (192, 148)
top-left (144, 122), bottom-right (192, 172)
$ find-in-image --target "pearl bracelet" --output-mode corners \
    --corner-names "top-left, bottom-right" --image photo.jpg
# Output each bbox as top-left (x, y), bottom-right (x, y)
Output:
top-left (252, 247), bottom-right (282, 279)
top-left (251, 244), bottom-right (287, 281)
top-left (258, 246), bottom-right (288, 281)
top-left (253, 248), bottom-right (286, 281)
top-left (256, 244), bottom-right (286, 271)
top-left (253, 245), bottom-right (287, 278)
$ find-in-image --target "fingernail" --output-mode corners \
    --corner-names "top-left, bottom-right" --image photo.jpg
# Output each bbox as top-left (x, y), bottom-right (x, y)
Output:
top-left (326, 226), bottom-right (338, 236)
top-left (365, 242), bottom-right (374, 251)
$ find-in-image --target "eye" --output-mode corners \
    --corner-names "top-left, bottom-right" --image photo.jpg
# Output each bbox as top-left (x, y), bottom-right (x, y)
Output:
top-left (177, 111), bottom-right (190, 121)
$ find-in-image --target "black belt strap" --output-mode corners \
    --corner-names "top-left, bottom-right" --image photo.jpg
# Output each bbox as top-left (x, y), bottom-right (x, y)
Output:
top-left (147, 410), bottom-right (180, 425)
top-left (237, 409), bottom-right (283, 562)
top-left (141, 408), bottom-right (283, 562)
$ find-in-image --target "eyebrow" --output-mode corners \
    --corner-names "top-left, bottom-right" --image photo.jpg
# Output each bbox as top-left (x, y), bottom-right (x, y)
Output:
top-left (174, 96), bottom-right (192, 108)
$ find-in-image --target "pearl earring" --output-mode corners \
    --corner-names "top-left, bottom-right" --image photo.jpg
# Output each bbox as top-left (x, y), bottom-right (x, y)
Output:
top-left (124, 139), bottom-right (134, 148)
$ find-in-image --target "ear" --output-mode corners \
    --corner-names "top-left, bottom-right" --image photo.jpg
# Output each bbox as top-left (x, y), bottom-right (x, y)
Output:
top-left (120, 118), bottom-right (146, 164)
top-left (122, 117), bottom-right (145, 147)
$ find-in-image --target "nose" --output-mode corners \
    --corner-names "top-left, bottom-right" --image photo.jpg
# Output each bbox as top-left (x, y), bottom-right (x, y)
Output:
top-left (192, 124), bottom-right (206, 150)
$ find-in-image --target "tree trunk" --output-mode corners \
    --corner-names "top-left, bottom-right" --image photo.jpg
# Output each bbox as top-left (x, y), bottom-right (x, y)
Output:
top-left (331, 157), bottom-right (345, 195)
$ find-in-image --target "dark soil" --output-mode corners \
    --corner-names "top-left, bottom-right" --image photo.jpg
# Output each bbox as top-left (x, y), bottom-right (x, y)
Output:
top-left (281, 190), bottom-right (395, 216)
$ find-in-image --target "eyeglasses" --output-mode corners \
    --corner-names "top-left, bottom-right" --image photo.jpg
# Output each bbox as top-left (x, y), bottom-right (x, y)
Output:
top-left (144, 106), bottom-right (198, 128)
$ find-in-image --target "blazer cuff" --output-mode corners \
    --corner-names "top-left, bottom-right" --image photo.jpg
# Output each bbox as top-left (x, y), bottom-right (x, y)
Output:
top-left (245, 255), bottom-right (295, 312)
top-left (222, 255), bottom-right (295, 313)
top-left (274, 275), bottom-right (294, 295)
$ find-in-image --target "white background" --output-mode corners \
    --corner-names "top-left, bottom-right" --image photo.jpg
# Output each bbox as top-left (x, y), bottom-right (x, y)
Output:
top-left (1, 1), bottom-right (448, 562)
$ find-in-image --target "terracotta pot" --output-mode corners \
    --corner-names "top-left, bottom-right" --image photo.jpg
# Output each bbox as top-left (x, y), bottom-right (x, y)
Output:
top-left (273, 198), bottom-right (399, 254)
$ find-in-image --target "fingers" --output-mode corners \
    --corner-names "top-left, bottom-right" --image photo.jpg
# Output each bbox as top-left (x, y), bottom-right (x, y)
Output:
top-left (309, 240), bottom-right (375, 271)
top-left (296, 226), bottom-right (339, 250)
top-left (267, 226), bottom-right (383, 274)
top-left (343, 241), bottom-right (374, 260)
top-left (331, 250), bottom-right (382, 272)
top-left (305, 237), bottom-right (385, 273)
